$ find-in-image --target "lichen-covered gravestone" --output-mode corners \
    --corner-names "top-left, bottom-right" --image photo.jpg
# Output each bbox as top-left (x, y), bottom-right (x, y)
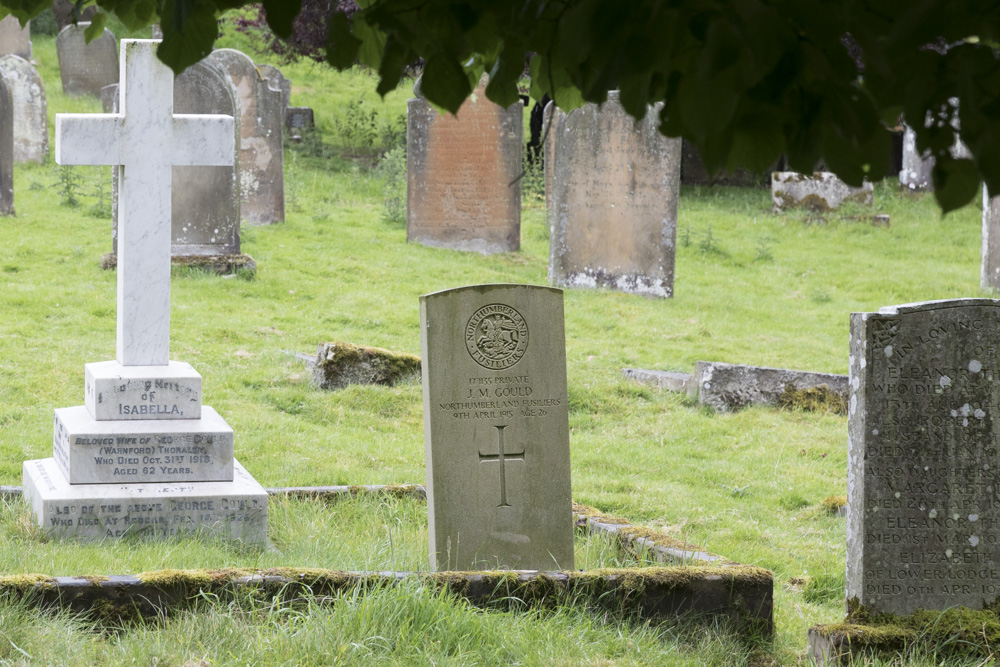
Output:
top-left (549, 91), bottom-right (681, 298)
top-left (900, 125), bottom-right (934, 191)
top-left (848, 299), bottom-right (1000, 615)
top-left (205, 49), bottom-right (285, 225)
top-left (0, 55), bottom-right (47, 163)
top-left (0, 16), bottom-right (29, 59)
top-left (0, 74), bottom-right (12, 215)
top-left (771, 172), bottom-right (873, 212)
top-left (420, 284), bottom-right (574, 571)
top-left (22, 40), bottom-right (266, 542)
top-left (407, 77), bottom-right (522, 254)
top-left (56, 23), bottom-right (118, 97)
top-left (982, 186), bottom-right (1000, 291)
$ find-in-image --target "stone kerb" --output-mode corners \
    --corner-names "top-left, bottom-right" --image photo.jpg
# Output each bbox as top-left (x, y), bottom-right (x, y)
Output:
top-left (0, 16), bottom-right (30, 60)
top-left (205, 49), bottom-right (285, 225)
top-left (549, 91), bottom-right (681, 298)
top-left (56, 23), bottom-right (119, 97)
top-left (771, 172), bottom-right (873, 212)
top-left (407, 77), bottom-right (523, 254)
top-left (0, 55), bottom-right (48, 163)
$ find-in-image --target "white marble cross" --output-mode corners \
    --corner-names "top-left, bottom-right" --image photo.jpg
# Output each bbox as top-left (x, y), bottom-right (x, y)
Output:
top-left (55, 40), bottom-right (235, 367)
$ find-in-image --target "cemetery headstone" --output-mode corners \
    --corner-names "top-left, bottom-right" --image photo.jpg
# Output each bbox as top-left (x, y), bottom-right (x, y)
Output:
top-left (407, 76), bottom-right (522, 254)
top-left (56, 23), bottom-right (119, 96)
top-left (0, 16), bottom-right (30, 59)
top-left (542, 100), bottom-right (564, 218)
top-left (848, 299), bottom-right (1000, 614)
top-left (99, 83), bottom-right (117, 113)
top-left (22, 39), bottom-right (266, 542)
top-left (256, 63), bottom-right (290, 114)
top-left (420, 284), bottom-right (574, 571)
top-left (52, 0), bottom-right (98, 31)
top-left (549, 91), bottom-right (681, 297)
top-left (900, 125), bottom-right (934, 191)
top-left (0, 55), bottom-right (47, 163)
top-left (205, 49), bottom-right (285, 225)
top-left (0, 75), bottom-right (12, 215)
top-left (771, 172), bottom-right (873, 211)
top-left (984, 186), bottom-right (1000, 291)
top-left (286, 106), bottom-right (314, 140)
top-left (110, 60), bottom-right (242, 259)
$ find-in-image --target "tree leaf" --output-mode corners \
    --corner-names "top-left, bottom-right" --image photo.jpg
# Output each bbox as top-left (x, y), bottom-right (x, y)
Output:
top-left (420, 53), bottom-right (472, 115)
top-left (933, 157), bottom-right (980, 215)
top-left (83, 12), bottom-right (107, 41)
top-left (156, 0), bottom-right (219, 75)
top-left (325, 11), bottom-right (360, 69)
top-left (262, 0), bottom-right (301, 40)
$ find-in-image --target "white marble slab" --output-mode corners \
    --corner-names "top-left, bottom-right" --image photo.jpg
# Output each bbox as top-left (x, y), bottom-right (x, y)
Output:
top-left (55, 40), bottom-right (235, 367)
top-left (23, 457), bottom-right (266, 543)
top-left (54, 405), bottom-right (233, 484)
top-left (85, 360), bottom-right (201, 421)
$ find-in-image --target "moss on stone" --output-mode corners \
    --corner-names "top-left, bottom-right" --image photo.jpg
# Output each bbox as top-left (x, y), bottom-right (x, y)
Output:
top-left (313, 341), bottom-right (421, 390)
top-left (777, 384), bottom-right (847, 414)
top-left (821, 495), bottom-right (848, 513)
top-left (0, 573), bottom-right (57, 591)
top-left (137, 569), bottom-right (218, 589)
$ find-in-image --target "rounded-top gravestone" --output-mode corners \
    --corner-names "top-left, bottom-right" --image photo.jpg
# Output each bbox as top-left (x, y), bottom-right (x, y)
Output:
top-left (0, 54), bottom-right (47, 163)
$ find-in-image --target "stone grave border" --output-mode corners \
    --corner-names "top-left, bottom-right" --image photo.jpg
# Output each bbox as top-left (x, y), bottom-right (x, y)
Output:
top-left (0, 483), bottom-right (773, 636)
top-left (100, 252), bottom-right (256, 276)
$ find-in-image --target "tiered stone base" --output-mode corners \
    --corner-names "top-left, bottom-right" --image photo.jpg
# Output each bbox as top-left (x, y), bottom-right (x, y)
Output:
top-left (23, 458), bottom-right (267, 543)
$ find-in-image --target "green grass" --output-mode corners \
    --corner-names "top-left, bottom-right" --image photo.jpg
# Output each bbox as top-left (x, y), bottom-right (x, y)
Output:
top-left (0, 19), bottom-right (990, 666)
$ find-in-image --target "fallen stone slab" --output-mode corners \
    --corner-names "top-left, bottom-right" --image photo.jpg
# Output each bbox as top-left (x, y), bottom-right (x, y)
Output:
top-left (621, 368), bottom-right (692, 392)
top-left (690, 361), bottom-right (848, 413)
top-left (312, 342), bottom-right (421, 390)
top-left (772, 171), bottom-right (873, 212)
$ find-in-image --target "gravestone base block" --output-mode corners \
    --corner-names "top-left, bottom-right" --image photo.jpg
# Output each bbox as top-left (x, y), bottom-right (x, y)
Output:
top-left (100, 253), bottom-right (256, 275)
top-left (23, 457), bottom-right (266, 543)
top-left (85, 360), bottom-right (202, 421)
top-left (54, 405), bottom-right (234, 484)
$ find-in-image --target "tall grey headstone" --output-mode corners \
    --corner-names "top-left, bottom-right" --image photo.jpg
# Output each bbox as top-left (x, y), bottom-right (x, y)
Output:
top-left (0, 16), bottom-right (29, 59)
top-left (549, 91), bottom-right (680, 298)
top-left (256, 63), bottom-right (290, 114)
top-left (56, 23), bottom-right (119, 97)
top-left (0, 55), bottom-right (47, 163)
top-left (0, 74), bottom-right (12, 215)
top-left (407, 77), bottom-right (522, 254)
top-left (848, 299), bottom-right (1000, 615)
top-left (420, 284), bottom-right (574, 571)
top-left (542, 100), bottom-right (565, 219)
top-left (22, 39), bottom-right (266, 543)
top-left (206, 49), bottom-right (284, 225)
top-left (110, 60), bottom-right (242, 258)
top-left (983, 186), bottom-right (1000, 291)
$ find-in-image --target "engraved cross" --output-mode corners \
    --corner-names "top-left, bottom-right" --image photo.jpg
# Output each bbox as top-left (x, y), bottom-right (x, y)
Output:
top-left (478, 425), bottom-right (524, 507)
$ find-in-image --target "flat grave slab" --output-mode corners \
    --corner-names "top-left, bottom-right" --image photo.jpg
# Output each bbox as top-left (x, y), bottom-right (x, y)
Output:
top-left (54, 405), bottom-right (234, 484)
top-left (621, 368), bottom-right (692, 393)
top-left (771, 171), bottom-right (873, 212)
top-left (691, 361), bottom-right (848, 412)
top-left (23, 458), bottom-right (265, 543)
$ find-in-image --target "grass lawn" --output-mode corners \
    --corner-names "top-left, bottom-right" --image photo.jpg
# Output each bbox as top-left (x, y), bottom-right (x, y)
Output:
top-left (0, 14), bottom-right (991, 666)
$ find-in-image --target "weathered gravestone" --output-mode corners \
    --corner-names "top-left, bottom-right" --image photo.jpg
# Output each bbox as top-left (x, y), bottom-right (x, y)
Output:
top-left (0, 55), bottom-right (48, 163)
top-left (256, 64), bottom-right (290, 114)
top-left (984, 186), bottom-right (1000, 291)
top-left (109, 60), bottom-right (243, 262)
top-left (0, 16), bottom-right (30, 59)
top-left (847, 299), bottom-right (1000, 615)
top-left (771, 172), bottom-right (873, 212)
top-left (56, 23), bottom-right (118, 96)
top-left (549, 91), bottom-right (681, 298)
top-left (407, 77), bottom-right (522, 254)
top-left (542, 100), bottom-right (565, 218)
top-left (22, 39), bottom-right (266, 542)
top-left (420, 284), bottom-right (574, 571)
top-left (900, 125), bottom-right (934, 191)
top-left (205, 49), bottom-right (285, 225)
top-left (0, 74), bottom-right (12, 215)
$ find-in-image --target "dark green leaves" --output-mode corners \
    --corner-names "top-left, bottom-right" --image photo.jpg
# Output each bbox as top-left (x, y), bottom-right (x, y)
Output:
top-left (157, 0), bottom-right (218, 75)
top-left (325, 11), bottom-right (360, 69)
top-left (83, 12), bottom-right (107, 41)
top-left (262, 0), bottom-right (301, 39)
top-left (420, 53), bottom-right (472, 114)
top-left (933, 157), bottom-right (980, 216)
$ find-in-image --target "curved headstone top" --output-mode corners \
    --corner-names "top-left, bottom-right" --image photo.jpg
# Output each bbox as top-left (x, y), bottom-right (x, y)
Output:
top-left (0, 54), bottom-right (48, 163)
top-left (56, 23), bottom-right (118, 96)
top-left (877, 298), bottom-right (1000, 316)
top-left (0, 16), bottom-right (30, 60)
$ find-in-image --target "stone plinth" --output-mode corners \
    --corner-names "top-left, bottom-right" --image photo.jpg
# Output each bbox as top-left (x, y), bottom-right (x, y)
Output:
top-left (421, 284), bottom-right (574, 571)
top-left (549, 91), bottom-right (681, 298)
top-left (771, 172), bottom-right (873, 212)
top-left (23, 458), bottom-right (266, 543)
top-left (85, 360), bottom-right (202, 421)
top-left (848, 299), bottom-right (1000, 615)
top-left (407, 77), bottom-right (522, 254)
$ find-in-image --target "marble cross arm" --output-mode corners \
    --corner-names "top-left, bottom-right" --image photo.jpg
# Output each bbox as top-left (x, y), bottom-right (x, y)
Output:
top-left (171, 115), bottom-right (235, 166)
top-left (54, 114), bottom-right (122, 166)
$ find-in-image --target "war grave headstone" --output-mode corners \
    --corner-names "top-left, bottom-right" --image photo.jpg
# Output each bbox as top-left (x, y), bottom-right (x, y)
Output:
top-left (549, 91), bottom-right (681, 298)
top-left (771, 171), bottom-right (873, 212)
top-left (0, 74), bottom-right (12, 215)
top-left (983, 186), bottom-right (1000, 291)
top-left (205, 49), bottom-right (285, 225)
top-left (0, 55), bottom-right (47, 163)
top-left (0, 16), bottom-right (30, 59)
top-left (420, 284), bottom-right (574, 571)
top-left (407, 77), bottom-right (522, 254)
top-left (106, 60), bottom-right (247, 271)
top-left (22, 39), bottom-right (266, 542)
top-left (56, 23), bottom-right (118, 96)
